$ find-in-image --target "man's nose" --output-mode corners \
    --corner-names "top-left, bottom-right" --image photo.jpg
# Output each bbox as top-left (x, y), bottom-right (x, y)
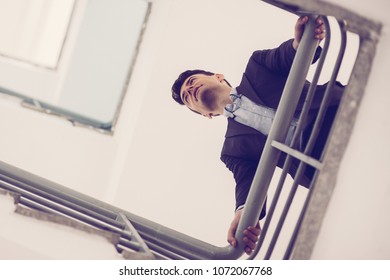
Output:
top-left (187, 85), bottom-right (194, 95)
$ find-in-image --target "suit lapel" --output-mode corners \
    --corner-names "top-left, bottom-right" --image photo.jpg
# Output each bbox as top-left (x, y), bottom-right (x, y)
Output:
top-left (236, 73), bottom-right (266, 106)
top-left (225, 73), bottom-right (267, 138)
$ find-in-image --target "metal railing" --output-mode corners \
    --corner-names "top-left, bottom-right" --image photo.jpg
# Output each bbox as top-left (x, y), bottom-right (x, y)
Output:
top-left (0, 11), bottom-right (347, 259)
top-left (248, 16), bottom-right (347, 260)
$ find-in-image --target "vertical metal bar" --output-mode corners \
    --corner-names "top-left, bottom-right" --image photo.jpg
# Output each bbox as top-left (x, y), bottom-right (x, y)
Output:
top-left (263, 16), bottom-right (333, 260)
top-left (268, 17), bottom-right (346, 260)
top-left (234, 15), bottom-right (320, 255)
top-left (283, 19), bottom-right (347, 260)
top-left (118, 213), bottom-right (153, 255)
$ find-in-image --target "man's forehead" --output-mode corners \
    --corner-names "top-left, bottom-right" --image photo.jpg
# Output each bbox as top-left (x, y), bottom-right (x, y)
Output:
top-left (182, 73), bottom-right (212, 89)
top-left (184, 73), bottom-right (204, 83)
top-left (180, 74), bottom-right (200, 93)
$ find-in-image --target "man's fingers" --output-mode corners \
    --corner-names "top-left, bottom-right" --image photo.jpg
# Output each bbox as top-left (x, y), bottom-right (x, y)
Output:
top-left (249, 224), bottom-right (261, 234)
top-left (242, 223), bottom-right (262, 255)
top-left (243, 228), bottom-right (259, 243)
top-left (297, 15), bottom-right (326, 41)
top-left (243, 237), bottom-right (256, 255)
top-left (227, 233), bottom-right (237, 247)
top-left (227, 228), bottom-right (237, 247)
top-left (248, 223), bottom-right (261, 236)
top-left (227, 235), bottom-right (236, 247)
top-left (227, 221), bottom-right (238, 247)
top-left (298, 16), bottom-right (308, 24)
top-left (243, 236), bottom-right (256, 249)
top-left (314, 16), bottom-right (326, 40)
top-left (295, 16), bottom-right (307, 32)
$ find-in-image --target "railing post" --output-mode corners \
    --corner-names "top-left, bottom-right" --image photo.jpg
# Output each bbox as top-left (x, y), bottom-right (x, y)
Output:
top-left (232, 15), bottom-right (320, 257)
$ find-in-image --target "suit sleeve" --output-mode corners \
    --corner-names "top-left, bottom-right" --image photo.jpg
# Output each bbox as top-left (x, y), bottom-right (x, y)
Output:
top-left (221, 155), bottom-right (267, 220)
top-left (251, 39), bottom-right (321, 75)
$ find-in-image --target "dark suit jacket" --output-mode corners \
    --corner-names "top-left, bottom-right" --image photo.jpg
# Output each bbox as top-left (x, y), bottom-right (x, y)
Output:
top-left (220, 39), bottom-right (344, 219)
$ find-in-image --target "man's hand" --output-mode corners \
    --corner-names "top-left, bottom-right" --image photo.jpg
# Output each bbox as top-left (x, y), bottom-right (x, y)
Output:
top-left (293, 16), bottom-right (326, 50)
top-left (227, 208), bottom-right (261, 255)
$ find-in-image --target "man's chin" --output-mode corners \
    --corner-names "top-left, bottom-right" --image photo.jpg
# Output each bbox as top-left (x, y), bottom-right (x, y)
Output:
top-left (200, 90), bottom-right (218, 111)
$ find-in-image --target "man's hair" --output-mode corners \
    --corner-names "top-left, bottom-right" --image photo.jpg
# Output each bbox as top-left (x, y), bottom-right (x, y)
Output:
top-left (171, 69), bottom-right (215, 105)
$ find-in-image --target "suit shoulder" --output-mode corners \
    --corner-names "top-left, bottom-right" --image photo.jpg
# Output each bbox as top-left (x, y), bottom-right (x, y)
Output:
top-left (221, 132), bottom-right (266, 161)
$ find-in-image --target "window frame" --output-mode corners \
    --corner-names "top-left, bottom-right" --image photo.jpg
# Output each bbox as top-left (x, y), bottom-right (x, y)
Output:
top-left (0, 0), bottom-right (152, 133)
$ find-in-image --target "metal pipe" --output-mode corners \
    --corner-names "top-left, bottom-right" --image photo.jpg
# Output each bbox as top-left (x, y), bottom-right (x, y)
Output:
top-left (145, 242), bottom-right (188, 260)
top-left (264, 17), bottom-right (334, 259)
top-left (0, 160), bottom-right (226, 259)
top-left (265, 17), bottom-right (347, 260)
top-left (247, 13), bottom-right (332, 261)
top-left (0, 177), bottom-right (123, 228)
top-left (118, 213), bottom-right (152, 255)
top-left (17, 196), bottom-right (131, 239)
top-left (233, 15), bottom-right (320, 258)
top-left (271, 141), bottom-right (323, 169)
top-left (118, 238), bottom-right (143, 251)
top-left (0, 166), bottom-right (117, 219)
top-left (283, 19), bottom-right (347, 260)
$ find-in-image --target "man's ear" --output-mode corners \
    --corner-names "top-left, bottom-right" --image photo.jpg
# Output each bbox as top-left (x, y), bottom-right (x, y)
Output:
top-left (204, 113), bottom-right (220, 119)
top-left (215, 73), bottom-right (225, 82)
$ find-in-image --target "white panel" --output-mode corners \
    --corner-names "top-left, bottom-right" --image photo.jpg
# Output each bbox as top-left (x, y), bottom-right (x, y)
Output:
top-left (57, 0), bottom-right (149, 123)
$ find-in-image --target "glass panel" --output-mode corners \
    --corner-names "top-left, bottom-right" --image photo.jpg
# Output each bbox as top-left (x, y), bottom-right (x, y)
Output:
top-left (0, 0), bottom-right (150, 129)
top-left (0, 0), bottom-right (75, 68)
top-left (56, 0), bottom-right (149, 125)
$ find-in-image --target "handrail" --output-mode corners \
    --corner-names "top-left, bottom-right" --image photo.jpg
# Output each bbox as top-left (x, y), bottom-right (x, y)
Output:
top-left (0, 16), bottom-right (322, 260)
top-left (264, 18), bottom-right (346, 260)
top-left (233, 15), bottom-right (321, 257)
top-left (246, 14), bottom-right (333, 260)
top-left (283, 19), bottom-right (347, 260)
top-left (0, 161), bottom-right (221, 259)
top-left (0, 12), bottom-right (347, 259)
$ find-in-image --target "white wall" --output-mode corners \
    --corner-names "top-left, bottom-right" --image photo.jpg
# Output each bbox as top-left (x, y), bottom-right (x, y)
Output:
top-left (0, 192), bottom-right (122, 259)
top-left (0, 0), bottom-right (387, 259)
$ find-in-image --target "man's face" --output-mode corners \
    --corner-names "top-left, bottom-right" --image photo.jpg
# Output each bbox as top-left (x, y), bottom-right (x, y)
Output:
top-left (180, 73), bottom-right (228, 118)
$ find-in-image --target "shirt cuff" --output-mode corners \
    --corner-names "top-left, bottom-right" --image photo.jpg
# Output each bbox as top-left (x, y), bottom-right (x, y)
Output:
top-left (235, 204), bottom-right (245, 212)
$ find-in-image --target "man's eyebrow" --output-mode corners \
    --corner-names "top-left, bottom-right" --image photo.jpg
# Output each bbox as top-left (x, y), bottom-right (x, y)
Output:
top-left (186, 76), bottom-right (195, 86)
top-left (180, 76), bottom-right (195, 101)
